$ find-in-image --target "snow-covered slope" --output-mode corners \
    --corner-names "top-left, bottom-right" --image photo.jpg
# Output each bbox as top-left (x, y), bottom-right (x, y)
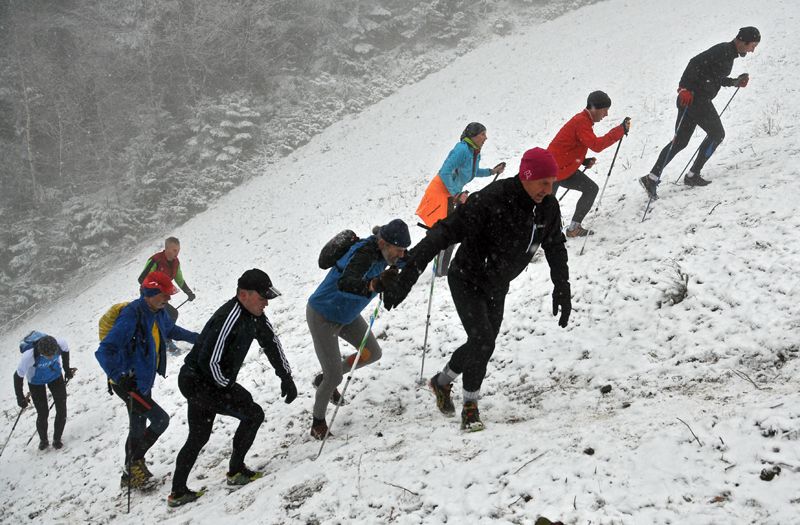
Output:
top-left (2, 0), bottom-right (799, 522)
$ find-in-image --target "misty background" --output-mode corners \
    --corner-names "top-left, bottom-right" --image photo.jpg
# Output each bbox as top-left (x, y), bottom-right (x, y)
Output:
top-left (0, 0), bottom-right (594, 329)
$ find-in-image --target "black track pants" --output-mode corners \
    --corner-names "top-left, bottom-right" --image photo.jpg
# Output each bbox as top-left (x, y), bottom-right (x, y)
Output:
top-left (29, 376), bottom-right (67, 443)
top-left (446, 272), bottom-right (506, 393)
top-left (111, 382), bottom-right (169, 465)
top-left (171, 365), bottom-right (265, 493)
top-left (651, 97), bottom-right (725, 177)
top-left (552, 169), bottom-right (599, 224)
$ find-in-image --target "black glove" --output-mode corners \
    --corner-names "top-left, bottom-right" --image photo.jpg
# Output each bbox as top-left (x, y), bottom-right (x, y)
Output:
top-left (64, 367), bottom-right (76, 382)
top-left (117, 374), bottom-right (137, 394)
top-left (736, 73), bottom-right (749, 88)
top-left (371, 267), bottom-right (400, 294)
top-left (187, 291), bottom-right (196, 302)
top-left (17, 396), bottom-right (28, 409)
top-left (383, 269), bottom-right (418, 310)
top-left (552, 286), bottom-right (571, 328)
top-left (280, 377), bottom-right (297, 404)
top-left (582, 157), bottom-right (596, 168)
top-left (621, 117), bottom-right (631, 135)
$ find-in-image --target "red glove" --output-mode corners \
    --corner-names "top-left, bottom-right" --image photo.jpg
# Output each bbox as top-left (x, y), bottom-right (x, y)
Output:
top-left (736, 73), bottom-right (749, 88)
top-left (677, 88), bottom-right (693, 107)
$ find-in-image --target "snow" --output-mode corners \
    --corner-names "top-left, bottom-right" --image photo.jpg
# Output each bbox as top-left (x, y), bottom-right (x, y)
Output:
top-left (2, 0), bottom-right (799, 522)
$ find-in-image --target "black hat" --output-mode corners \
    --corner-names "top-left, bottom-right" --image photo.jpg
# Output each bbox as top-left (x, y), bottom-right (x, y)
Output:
top-left (736, 26), bottom-right (761, 43)
top-left (587, 91), bottom-right (612, 110)
top-left (238, 268), bottom-right (280, 299)
top-left (460, 122), bottom-right (487, 140)
top-left (34, 335), bottom-right (59, 357)
top-left (378, 219), bottom-right (411, 248)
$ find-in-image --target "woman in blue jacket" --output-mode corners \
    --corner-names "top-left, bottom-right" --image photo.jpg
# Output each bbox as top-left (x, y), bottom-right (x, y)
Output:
top-left (416, 122), bottom-right (505, 276)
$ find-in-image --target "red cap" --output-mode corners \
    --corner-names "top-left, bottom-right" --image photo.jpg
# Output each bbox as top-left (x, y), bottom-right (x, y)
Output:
top-left (518, 148), bottom-right (557, 182)
top-left (141, 271), bottom-right (178, 296)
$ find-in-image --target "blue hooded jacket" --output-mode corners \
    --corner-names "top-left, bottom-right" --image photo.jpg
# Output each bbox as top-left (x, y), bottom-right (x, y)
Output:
top-left (438, 140), bottom-right (492, 196)
top-left (95, 296), bottom-right (198, 395)
top-left (308, 237), bottom-right (388, 325)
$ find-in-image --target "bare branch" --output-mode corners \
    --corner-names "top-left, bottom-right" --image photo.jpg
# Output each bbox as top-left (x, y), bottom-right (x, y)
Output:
top-left (677, 417), bottom-right (703, 447)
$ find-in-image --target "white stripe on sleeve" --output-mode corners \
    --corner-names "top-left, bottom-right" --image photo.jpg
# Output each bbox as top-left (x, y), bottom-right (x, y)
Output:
top-left (209, 304), bottom-right (241, 387)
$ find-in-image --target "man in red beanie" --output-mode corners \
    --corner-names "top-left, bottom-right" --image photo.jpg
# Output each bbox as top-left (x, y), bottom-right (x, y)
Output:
top-left (547, 91), bottom-right (629, 237)
top-left (384, 147), bottom-right (571, 432)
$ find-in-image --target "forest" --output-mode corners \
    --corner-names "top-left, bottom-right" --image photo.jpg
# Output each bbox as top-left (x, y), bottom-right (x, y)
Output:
top-left (0, 0), bottom-right (585, 325)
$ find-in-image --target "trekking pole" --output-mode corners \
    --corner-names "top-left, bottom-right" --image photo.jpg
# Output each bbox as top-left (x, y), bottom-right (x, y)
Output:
top-left (0, 397), bottom-right (30, 458)
top-left (579, 139), bottom-right (623, 256)
top-left (174, 299), bottom-right (189, 310)
top-left (314, 297), bottom-right (382, 460)
top-left (672, 87), bottom-right (740, 184)
top-left (417, 256), bottom-right (439, 385)
top-left (127, 395), bottom-right (132, 513)
top-left (26, 401), bottom-right (54, 447)
top-left (642, 106), bottom-right (689, 222)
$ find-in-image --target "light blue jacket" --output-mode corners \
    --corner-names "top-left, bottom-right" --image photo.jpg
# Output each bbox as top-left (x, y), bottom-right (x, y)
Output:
top-left (438, 140), bottom-right (492, 196)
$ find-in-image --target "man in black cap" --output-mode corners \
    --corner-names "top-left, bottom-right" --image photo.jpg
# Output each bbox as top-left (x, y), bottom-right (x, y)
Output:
top-left (168, 268), bottom-right (296, 507)
top-left (640, 26), bottom-right (760, 199)
top-left (306, 219), bottom-right (410, 440)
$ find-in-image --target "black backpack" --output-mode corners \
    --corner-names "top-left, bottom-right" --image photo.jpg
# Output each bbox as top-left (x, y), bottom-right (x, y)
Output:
top-left (318, 230), bottom-right (360, 269)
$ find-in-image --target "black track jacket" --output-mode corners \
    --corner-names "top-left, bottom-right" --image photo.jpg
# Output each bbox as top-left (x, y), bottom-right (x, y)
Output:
top-left (679, 41), bottom-right (740, 101)
top-left (184, 297), bottom-right (292, 388)
top-left (404, 176), bottom-right (569, 296)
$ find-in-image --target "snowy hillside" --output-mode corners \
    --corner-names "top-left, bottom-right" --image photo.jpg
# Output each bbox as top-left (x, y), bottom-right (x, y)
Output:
top-left (2, 0), bottom-right (799, 523)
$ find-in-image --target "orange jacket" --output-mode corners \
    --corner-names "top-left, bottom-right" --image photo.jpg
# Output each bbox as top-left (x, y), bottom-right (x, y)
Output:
top-left (547, 110), bottom-right (624, 181)
top-left (416, 175), bottom-right (452, 228)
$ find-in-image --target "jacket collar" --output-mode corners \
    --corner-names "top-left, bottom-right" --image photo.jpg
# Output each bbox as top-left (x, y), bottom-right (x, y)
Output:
top-left (463, 137), bottom-right (480, 152)
top-left (581, 109), bottom-right (595, 127)
top-left (510, 177), bottom-right (536, 212)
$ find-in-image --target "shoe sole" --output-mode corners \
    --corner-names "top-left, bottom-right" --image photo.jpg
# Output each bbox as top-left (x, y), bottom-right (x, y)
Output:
top-left (226, 472), bottom-right (264, 486)
top-left (167, 488), bottom-right (206, 507)
top-left (121, 480), bottom-right (160, 492)
top-left (461, 423), bottom-right (486, 432)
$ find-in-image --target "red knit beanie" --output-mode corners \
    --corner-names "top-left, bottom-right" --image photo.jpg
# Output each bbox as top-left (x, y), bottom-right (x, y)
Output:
top-left (518, 148), bottom-right (557, 181)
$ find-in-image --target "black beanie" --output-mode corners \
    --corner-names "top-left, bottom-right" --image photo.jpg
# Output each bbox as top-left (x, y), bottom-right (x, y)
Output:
top-left (736, 26), bottom-right (761, 43)
top-left (586, 91), bottom-right (612, 110)
top-left (460, 122), bottom-right (486, 141)
top-left (379, 219), bottom-right (411, 248)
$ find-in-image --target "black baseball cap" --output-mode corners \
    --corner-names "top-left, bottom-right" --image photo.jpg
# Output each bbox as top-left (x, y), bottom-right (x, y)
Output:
top-left (237, 268), bottom-right (280, 299)
top-left (736, 26), bottom-right (761, 43)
